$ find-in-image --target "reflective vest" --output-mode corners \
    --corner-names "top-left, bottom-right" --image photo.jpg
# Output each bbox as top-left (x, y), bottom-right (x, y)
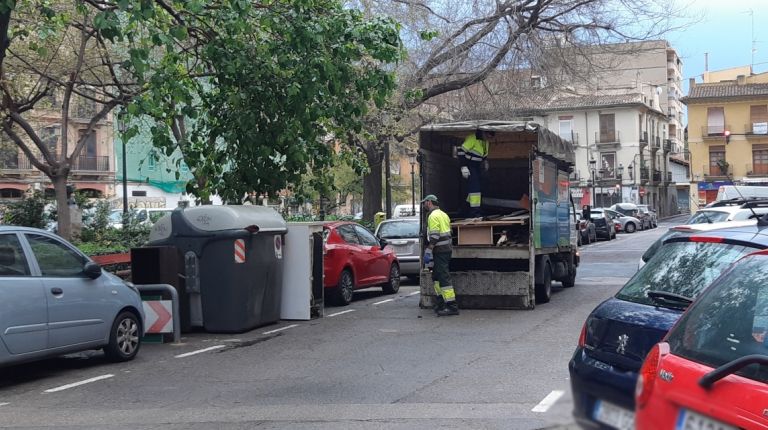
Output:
top-left (427, 208), bottom-right (452, 252)
top-left (458, 134), bottom-right (488, 162)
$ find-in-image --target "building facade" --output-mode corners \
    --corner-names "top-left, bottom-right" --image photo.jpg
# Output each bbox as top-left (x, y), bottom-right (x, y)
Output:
top-left (683, 68), bottom-right (768, 209)
top-left (533, 92), bottom-right (674, 213)
top-left (0, 96), bottom-right (116, 200)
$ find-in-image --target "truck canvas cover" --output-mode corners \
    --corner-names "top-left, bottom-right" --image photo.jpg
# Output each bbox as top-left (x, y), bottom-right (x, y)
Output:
top-left (419, 120), bottom-right (575, 165)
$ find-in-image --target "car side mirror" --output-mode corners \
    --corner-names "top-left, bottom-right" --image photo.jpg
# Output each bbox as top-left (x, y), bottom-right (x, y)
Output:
top-left (83, 261), bottom-right (102, 279)
top-left (379, 238), bottom-right (388, 250)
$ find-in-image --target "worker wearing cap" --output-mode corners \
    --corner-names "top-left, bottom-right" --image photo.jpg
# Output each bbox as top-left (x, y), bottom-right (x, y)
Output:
top-left (421, 194), bottom-right (458, 316)
top-left (458, 129), bottom-right (489, 218)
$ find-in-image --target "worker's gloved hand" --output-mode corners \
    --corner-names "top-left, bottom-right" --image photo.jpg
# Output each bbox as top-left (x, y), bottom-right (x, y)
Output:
top-left (460, 166), bottom-right (470, 179)
top-left (423, 248), bottom-right (433, 266)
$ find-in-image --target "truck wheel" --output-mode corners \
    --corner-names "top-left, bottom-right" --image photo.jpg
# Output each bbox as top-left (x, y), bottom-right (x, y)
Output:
top-left (562, 265), bottom-right (576, 288)
top-left (625, 222), bottom-right (636, 233)
top-left (535, 262), bottom-right (552, 304)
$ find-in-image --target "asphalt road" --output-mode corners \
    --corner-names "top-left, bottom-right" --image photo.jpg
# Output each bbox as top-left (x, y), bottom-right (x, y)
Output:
top-left (0, 217), bottom-right (687, 429)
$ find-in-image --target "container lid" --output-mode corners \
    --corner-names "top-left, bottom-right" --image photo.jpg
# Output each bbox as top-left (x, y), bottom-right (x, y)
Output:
top-left (150, 205), bottom-right (287, 242)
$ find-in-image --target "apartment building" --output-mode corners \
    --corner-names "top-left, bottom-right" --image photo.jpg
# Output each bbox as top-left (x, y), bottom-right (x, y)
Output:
top-left (683, 67), bottom-right (768, 208)
top-left (533, 91), bottom-right (674, 212)
top-left (0, 95), bottom-right (116, 200)
top-left (528, 40), bottom-right (685, 216)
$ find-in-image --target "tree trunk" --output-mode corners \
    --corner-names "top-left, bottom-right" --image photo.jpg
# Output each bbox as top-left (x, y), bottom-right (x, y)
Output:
top-left (362, 144), bottom-right (383, 221)
top-left (53, 175), bottom-right (72, 240)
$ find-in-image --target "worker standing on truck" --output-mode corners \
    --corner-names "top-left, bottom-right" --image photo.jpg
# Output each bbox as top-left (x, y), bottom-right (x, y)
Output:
top-left (421, 194), bottom-right (459, 316)
top-left (458, 129), bottom-right (490, 218)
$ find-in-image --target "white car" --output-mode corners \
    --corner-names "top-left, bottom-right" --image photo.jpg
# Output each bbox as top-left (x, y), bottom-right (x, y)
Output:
top-left (687, 205), bottom-right (768, 224)
top-left (599, 208), bottom-right (643, 234)
top-left (108, 208), bottom-right (175, 229)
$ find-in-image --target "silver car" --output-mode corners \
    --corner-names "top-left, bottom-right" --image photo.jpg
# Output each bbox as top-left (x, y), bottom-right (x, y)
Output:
top-left (0, 227), bottom-right (144, 367)
top-left (375, 218), bottom-right (420, 279)
top-left (601, 208), bottom-right (643, 234)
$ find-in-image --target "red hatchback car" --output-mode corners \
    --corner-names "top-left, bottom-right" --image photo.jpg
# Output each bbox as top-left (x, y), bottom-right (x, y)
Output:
top-left (636, 250), bottom-right (768, 430)
top-left (323, 221), bottom-right (401, 306)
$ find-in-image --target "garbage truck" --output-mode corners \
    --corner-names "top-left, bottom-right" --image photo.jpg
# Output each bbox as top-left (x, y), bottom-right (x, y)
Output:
top-left (418, 120), bottom-right (578, 309)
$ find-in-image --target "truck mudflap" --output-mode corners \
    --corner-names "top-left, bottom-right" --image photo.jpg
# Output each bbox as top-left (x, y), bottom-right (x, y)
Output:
top-left (419, 270), bottom-right (534, 310)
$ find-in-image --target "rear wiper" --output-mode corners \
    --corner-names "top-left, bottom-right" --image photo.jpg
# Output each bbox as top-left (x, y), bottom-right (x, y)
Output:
top-left (647, 290), bottom-right (693, 307)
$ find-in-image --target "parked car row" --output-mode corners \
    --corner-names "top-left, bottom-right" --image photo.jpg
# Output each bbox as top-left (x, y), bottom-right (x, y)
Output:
top-left (570, 220), bottom-right (768, 429)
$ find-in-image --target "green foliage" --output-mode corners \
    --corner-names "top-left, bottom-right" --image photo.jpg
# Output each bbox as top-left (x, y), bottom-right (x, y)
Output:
top-left (2, 191), bottom-right (49, 228)
top-left (125, 0), bottom-right (402, 203)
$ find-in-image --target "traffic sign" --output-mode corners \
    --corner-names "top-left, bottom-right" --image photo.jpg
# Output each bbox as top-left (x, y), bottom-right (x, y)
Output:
top-left (143, 300), bottom-right (173, 333)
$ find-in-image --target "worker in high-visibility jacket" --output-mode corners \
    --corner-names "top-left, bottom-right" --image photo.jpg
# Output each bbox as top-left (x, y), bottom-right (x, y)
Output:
top-left (421, 194), bottom-right (458, 316)
top-left (457, 129), bottom-right (490, 218)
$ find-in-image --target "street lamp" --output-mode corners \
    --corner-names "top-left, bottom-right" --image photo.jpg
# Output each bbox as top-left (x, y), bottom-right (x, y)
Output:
top-left (408, 152), bottom-right (417, 216)
top-left (589, 157), bottom-right (597, 207)
top-left (617, 163), bottom-right (624, 204)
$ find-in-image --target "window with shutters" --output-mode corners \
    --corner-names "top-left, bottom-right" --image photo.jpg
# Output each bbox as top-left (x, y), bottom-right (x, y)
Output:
top-left (753, 145), bottom-right (768, 175)
top-left (706, 107), bottom-right (725, 135)
top-left (558, 117), bottom-right (573, 142)
top-left (750, 105), bottom-right (768, 135)
top-left (709, 145), bottom-right (726, 176)
top-left (599, 114), bottom-right (616, 143)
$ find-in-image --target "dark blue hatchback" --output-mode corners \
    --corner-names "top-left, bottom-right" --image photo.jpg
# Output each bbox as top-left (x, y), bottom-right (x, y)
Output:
top-left (568, 224), bottom-right (768, 429)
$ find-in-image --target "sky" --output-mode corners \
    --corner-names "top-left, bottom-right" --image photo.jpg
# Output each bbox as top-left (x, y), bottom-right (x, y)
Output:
top-left (667, 0), bottom-right (768, 92)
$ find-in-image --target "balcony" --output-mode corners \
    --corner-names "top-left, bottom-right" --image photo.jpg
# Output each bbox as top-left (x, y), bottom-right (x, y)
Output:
top-left (701, 125), bottom-right (731, 139)
top-left (0, 153), bottom-right (33, 171)
top-left (666, 171), bottom-right (673, 183)
top-left (703, 164), bottom-right (732, 178)
top-left (663, 139), bottom-right (672, 153)
top-left (639, 131), bottom-right (648, 147)
top-left (594, 130), bottom-right (620, 148)
top-left (640, 168), bottom-right (650, 183)
top-left (746, 164), bottom-right (768, 177)
top-left (745, 123), bottom-right (768, 137)
top-left (652, 170), bottom-right (662, 183)
top-left (72, 155), bottom-right (110, 172)
top-left (650, 136), bottom-right (661, 151)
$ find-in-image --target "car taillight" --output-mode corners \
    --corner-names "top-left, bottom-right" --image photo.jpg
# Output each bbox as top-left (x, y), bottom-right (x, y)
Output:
top-left (577, 321), bottom-right (587, 348)
top-left (689, 236), bottom-right (724, 243)
top-left (635, 343), bottom-right (662, 408)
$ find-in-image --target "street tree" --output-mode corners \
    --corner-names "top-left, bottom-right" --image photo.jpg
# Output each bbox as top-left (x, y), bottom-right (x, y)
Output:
top-left (0, 0), bottom-right (224, 239)
top-left (125, 0), bottom-right (402, 205)
top-left (350, 0), bottom-right (689, 220)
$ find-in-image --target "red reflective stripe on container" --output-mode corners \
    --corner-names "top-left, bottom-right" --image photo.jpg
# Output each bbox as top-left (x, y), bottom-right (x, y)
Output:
top-left (688, 236), bottom-right (724, 243)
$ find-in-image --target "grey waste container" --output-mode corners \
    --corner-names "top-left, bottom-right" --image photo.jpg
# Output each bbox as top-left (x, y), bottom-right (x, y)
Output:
top-left (148, 205), bottom-right (287, 333)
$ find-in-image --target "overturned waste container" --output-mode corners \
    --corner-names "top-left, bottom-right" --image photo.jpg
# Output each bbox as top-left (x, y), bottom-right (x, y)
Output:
top-left (149, 205), bottom-right (287, 333)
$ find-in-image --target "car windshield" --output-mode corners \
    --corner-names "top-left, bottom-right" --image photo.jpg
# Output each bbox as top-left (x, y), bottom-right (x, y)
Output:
top-left (377, 221), bottom-right (419, 239)
top-left (108, 210), bottom-right (123, 222)
top-left (616, 241), bottom-right (757, 309)
top-left (687, 210), bottom-right (731, 224)
top-left (667, 255), bottom-right (768, 383)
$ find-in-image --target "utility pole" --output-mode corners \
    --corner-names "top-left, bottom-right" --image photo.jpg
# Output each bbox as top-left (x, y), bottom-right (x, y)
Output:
top-left (384, 138), bottom-right (392, 219)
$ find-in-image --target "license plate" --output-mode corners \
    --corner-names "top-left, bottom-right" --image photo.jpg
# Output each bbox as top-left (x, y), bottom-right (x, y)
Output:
top-left (593, 399), bottom-right (634, 430)
top-left (676, 409), bottom-right (738, 430)
top-left (394, 245), bottom-right (410, 254)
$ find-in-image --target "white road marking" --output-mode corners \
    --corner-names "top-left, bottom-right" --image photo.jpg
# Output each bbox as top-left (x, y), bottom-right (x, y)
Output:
top-left (327, 309), bottom-right (356, 317)
top-left (0, 402), bottom-right (9, 407)
top-left (262, 324), bottom-right (298, 335)
top-left (408, 291), bottom-right (420, 296)
top-left (531, 390), bottom-right (565, 413)
top-left (44, 374), bottom-right (114, 393)
top-left (174, 345), bottom-right (226, 358)
top-left (373, 299), bottom-right (394, 305)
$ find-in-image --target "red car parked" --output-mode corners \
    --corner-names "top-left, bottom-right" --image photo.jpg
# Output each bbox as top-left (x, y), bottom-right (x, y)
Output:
top-left (636, 249), bottom-right (768, 430)
top-left (323, 221), bottom-right (401, 306)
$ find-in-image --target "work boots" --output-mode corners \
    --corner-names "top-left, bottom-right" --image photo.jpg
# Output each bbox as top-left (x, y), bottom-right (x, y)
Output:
top-left (432, 296), bottom-right (445, 314)
top-left (436, 301), bottom-right (459, 316)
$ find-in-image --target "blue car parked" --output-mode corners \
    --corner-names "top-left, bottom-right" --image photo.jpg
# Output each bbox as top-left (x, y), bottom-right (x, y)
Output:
top-left (568, 223), bottom-right (768, 429)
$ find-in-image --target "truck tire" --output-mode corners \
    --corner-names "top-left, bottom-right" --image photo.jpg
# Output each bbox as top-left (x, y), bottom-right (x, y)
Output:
top-left (562, 265), bottom-right (576, 288)
top-left (535, 262), bottom-right (552, 304)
